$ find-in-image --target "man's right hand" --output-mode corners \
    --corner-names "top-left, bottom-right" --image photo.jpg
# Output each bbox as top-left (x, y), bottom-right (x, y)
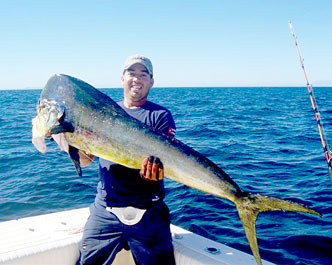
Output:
top-left (51, 133), bottom-right (94, 167)
top-left (51, 133), bottom-right (69, 153)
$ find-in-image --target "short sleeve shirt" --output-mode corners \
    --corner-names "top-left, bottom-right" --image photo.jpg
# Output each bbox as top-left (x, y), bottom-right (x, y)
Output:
top-left (96, 101), bottom-right (176, 209)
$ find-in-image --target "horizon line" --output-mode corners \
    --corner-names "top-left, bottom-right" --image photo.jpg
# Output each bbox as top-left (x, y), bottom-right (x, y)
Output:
top-left (1, 85), bottom-right (332, 91)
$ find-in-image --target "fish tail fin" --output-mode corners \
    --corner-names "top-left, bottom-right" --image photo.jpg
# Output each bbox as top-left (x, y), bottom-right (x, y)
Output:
top-left (235, 193), bottom-right (321, 265)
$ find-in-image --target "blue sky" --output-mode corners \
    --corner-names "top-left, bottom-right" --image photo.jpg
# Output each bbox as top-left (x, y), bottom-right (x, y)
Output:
top-left (1, 0), bottom-right (331, 89)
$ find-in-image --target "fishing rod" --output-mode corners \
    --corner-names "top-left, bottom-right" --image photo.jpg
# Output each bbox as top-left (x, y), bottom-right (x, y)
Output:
top-left (289, 21), bottom-right (332, 185)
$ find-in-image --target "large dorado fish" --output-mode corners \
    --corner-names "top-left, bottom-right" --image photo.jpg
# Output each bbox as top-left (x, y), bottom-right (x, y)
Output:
top-left (33, 74), bottom-right (321, 265)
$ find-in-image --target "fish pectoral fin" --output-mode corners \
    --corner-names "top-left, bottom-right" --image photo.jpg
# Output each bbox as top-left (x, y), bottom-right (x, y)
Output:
top-left (68, 146), bottom-right (82, 176)
top-left (235, 193), bottom-right (321, 265)
top-left (50, 121), bottom-right (75, 134)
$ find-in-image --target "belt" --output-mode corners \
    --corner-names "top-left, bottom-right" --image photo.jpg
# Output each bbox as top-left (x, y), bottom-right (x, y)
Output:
top-left (106, 206), bottom-right (147, 225)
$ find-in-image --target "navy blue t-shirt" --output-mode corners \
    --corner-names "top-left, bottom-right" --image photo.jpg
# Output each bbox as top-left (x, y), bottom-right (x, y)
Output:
top-left (96, 101), bottom-right (176, 209)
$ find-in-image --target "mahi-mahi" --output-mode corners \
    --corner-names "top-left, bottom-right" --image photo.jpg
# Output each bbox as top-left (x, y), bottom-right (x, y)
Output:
top-left (33, 74), bottom-right (321, 265)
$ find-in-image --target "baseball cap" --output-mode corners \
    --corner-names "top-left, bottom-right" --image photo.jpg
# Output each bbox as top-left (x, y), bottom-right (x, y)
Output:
top-left (123, 54), bottom-right (153, 77)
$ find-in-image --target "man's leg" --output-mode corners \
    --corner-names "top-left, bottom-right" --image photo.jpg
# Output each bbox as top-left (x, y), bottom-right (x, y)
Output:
top-left (77, 204), bottom-right (125, 265)
top-left (127, 202), bottom-right (175, 265)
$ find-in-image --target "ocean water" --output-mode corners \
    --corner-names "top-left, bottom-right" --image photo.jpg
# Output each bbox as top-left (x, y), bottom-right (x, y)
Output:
top-left (1, 86), bottom-right (332, 265)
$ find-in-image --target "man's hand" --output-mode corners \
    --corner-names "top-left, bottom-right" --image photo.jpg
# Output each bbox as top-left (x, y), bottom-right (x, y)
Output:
top-left (52, 133), bottom-right (69, 153)
top-left (140, 156), bottom-right (164, 181)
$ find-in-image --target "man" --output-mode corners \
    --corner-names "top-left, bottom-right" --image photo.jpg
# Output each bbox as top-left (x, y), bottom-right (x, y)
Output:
top-left (76, 55), bottom-right (176, 264)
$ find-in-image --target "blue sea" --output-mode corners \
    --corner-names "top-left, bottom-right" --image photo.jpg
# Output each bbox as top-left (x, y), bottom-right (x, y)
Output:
top-left (1, 86), bottom-right (332, 265)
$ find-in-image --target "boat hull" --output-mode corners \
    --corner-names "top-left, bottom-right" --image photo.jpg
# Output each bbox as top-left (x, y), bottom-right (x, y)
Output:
top-left (0, 208), bottom-right (275, 265)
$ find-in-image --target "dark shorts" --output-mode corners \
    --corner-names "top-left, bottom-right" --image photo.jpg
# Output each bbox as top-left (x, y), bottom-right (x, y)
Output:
top-left (77, 202), bottom-right (175, 265)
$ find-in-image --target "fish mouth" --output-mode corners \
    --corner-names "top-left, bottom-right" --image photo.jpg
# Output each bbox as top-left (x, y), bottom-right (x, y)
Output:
top-left (36, 99), bottom-right (65, 135)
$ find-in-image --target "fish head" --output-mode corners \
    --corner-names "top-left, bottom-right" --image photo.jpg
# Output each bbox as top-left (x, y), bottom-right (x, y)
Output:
top-left (36, 99), bottom-right (65, 136)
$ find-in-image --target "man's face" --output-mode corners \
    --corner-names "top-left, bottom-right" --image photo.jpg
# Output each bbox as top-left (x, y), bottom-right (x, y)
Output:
top-left (121, 63), bottom-right (154, 105)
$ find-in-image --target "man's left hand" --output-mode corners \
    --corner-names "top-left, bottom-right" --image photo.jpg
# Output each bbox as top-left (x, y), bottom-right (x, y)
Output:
top-left (140, 156), bottom-right (164, 181)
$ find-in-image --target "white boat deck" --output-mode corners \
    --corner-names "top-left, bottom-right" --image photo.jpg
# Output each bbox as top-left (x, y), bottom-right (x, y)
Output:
top-left (0, 207), bottom-right (275, 265)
